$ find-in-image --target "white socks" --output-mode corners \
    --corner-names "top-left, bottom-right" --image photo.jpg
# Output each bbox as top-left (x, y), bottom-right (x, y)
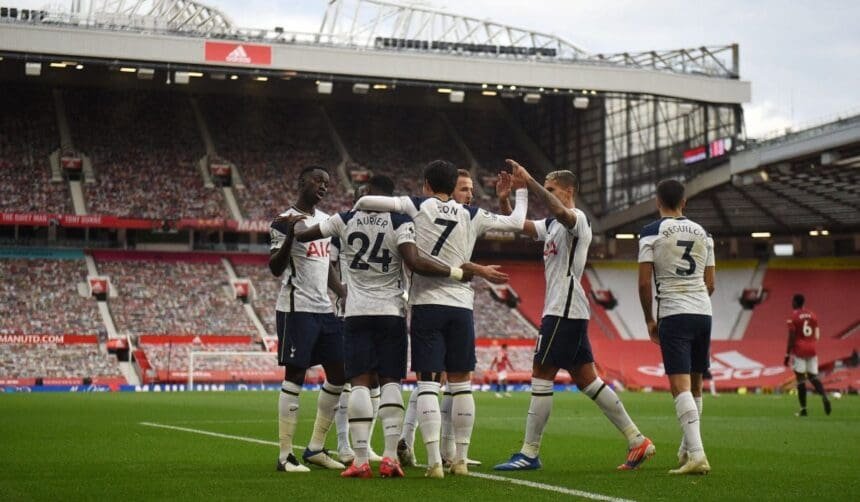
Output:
top-left (335, 383), bottom-right (351, 453)
top-left (278, 380), bottom-right (301, 462)
top-left (401, 387), bottom-right (419, 449)
top-left (440, 387), bottom-right (455, 461)
top-left (680, 395), bottom-right (704, 455)
top-left (368, 386), bottom-right (380, 453)
top-left (378, 382), bottom-right (405, 459)
top-left (583, 377), bottom-right (644, 448)
top-left (348, 385), bottom-right (374, 465)
top-left (448, 380), bottom-right (475, 462)
top-left (416, 380), bottom-right (442, 466)
top-left (307, 380), bottom-right (343, 451)
top-left (675, 391), bottom-right (704, 457)
top-left (521, 377), bottom-right (553, 458)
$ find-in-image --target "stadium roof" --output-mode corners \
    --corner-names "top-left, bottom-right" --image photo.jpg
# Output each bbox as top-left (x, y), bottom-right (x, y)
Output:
top-left (601, 113), bottom-right (860, 236)
top-left (0, 0), bottom-right (751, 104)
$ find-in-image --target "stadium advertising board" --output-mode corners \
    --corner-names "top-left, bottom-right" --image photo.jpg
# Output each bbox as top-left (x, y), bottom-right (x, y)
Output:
top-left (0, 334), bottom-right (98, 344)
top-left (204, 41), bottom-right (272, 65)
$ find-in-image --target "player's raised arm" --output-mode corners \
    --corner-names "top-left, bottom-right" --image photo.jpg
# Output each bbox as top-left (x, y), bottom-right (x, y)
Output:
top-left (352, 195), bottom-right (420, 218)
top-left (496, 171), bottom-right (514, 216)
top-left (508, 159), bottom-right (577, 228)
top-left (268, 214), bottom-right (306, 277)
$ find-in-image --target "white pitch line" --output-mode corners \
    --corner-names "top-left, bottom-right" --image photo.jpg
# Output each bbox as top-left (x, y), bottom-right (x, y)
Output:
top-left (139, 421), bottom-right (635, 502)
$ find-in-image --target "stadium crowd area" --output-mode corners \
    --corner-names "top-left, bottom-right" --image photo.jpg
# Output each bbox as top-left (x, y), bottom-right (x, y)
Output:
top-left (232, 262), bottom-right (280, 336)
top-left (97, 258), bottom-right (256, 336)
top-left (64, 89), bottom-right (228, 219)
top-left (331, 102), bottom-right (469, 195)
top-left (200, 96), bottom-right (349, 219)
top-left (0, 86), bottom-right (70, 214)
top-left (0, 343), bottom-right (122, 379)
top-left (0, 259), bottom-right (102, 336)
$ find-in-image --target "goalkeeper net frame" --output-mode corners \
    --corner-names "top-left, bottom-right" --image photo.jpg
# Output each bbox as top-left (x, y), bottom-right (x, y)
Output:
top-left (187, 351), bottom-right (276, 387)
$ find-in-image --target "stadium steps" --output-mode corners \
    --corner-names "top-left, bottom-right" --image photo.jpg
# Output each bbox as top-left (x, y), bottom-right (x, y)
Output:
top-left (69, 180), bottom-right (87, 215)
top-left (221, 258), bottom-right (268, 341)
top-left (729, 260), bottom-right (767, 340)
top-left (318, 106), bottom-right (356, 194)
top-left (585, 267), bottom-right (634, 339)
top-left (118, 361), bottom-right (141, 386)
top-left (437, 111), bottom-right (487, 197)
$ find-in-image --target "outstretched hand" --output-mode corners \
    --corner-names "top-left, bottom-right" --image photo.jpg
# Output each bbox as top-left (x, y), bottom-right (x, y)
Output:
top-left (462, 263), bottom-right (509, 284)
top-left (273, 214), bottom-right (307, 233)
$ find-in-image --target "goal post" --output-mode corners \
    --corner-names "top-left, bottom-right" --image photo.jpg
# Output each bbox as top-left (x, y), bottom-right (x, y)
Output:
top-left (188, 350), bottom-right (278, 388)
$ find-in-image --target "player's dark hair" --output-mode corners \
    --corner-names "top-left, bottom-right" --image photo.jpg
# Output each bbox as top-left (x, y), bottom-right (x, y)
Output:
top-left (367, 175), bottom-right (395, 196)
top-left (657, 179), bottom-right (685, 210)
top-left (298, 165), bottom-right (327, 183)
top-left (793, 294), bottom-right (805, 308)
top-left (423, 160), bottom-right (458, 194)
top-left (545, 170), bottom-right (578, 193)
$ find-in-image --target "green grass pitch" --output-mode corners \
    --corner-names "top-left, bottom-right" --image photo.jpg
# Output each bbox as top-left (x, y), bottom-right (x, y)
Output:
top-left (1, 391), bottom-right (858, 501)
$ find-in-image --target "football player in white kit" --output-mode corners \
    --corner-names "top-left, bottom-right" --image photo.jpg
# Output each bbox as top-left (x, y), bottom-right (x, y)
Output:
top-left (637, 179), bottom-right (715, 475)
top-left (494, 160), bottom-right (655, 472)
top-left (269, 166), bottom-right (348, 473)
top-left (352, 160), bottom-right (529, 478)
top-left (290, 175), bottom-right (506, 478)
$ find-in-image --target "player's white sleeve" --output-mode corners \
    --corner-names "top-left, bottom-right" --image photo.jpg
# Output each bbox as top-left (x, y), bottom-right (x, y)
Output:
top-left (352, 196), bottom-right (419, 218)
top-left (532, 219), bottom-right (548, 242)
top-left (638, 235), bottom-right (657, 263)
top-left (395, 221), bottom-right (416, 246)
top-left (705, 235), bottom-right (716, 267)
top-left (474, 188), bottom-right (528, 234)
top-left (318, 213), bottom-right (346, 239)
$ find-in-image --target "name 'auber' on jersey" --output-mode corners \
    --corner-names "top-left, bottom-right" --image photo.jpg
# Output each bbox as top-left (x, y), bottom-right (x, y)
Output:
top-left (638, 217), bottom-right (715, 318)
top-left (319, 210), bottom-right (415, 318)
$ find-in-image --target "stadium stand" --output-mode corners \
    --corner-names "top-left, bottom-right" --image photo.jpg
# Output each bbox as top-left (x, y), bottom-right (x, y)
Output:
top-left (745, 258), bottom-right (860, 341)
top-left (330, 102), bottom-right (468, 195)
top-left (589, 260), bottom-right (757, 340)
top-left (93, 251), bottom-right (256, 336)
top-left (472, 285), bottom-right (534, 338)
top-left (200, 95), bottom-right (348, 219)
top-left (0, 342), bottom-right (123, 380)
top-left (64, 88), bottom-right (228, 219)
top-left (0, 258), bottom-right (102, 335)
top-left (231, 259), bottom-right (279, 337)
top-left (0, 86), bottom-right (70, 214)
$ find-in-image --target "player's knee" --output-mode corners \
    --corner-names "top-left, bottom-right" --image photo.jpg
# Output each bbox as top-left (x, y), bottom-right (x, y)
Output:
top-left (531, 363), bottom-right (558, 381)
top-left (284, 365), bottom-right (306, 386)
top-left (446, 371), bottom-right (470, 383)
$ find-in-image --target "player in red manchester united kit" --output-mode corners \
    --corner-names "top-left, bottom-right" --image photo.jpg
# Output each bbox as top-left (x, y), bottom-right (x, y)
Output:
top-left (490, 344), bottom-right (514, 397)
top-left (784, 294), bottom-right (831, 416)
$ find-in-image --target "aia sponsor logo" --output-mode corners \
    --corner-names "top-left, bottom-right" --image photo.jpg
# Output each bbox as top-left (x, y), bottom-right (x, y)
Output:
top-left (638, 350), bottom-right (786, 380)
top-left (306, 241), bottom-right (330, 258)
top-left (544, 241), bottom-right (558, 257)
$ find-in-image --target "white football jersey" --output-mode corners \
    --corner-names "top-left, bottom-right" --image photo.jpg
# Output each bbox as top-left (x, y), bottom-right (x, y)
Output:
top-left (354, 189), bottom-right (528, 309)
top-left (533, 208), bottom-right (592, 319)
top-left (638, 217), bottom-right (715, 318)
top-left (319, 210), bottom-right (415, 317)
top-left (270, 207), bottom-right (333, 314)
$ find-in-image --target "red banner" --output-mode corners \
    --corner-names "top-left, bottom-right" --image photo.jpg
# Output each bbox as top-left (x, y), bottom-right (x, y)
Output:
top-left (204, 41), bottom-right (272, 65)
top-left (138, 335), bottom-right (254, 345)
top-left (0, 213), bottom-right (158, 230)
top-left (0, 335), bottom-right (98, 344)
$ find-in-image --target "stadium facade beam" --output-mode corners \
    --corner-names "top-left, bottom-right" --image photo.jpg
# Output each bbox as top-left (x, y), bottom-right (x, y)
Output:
top-left (731, 184), bottom-right (792, 233)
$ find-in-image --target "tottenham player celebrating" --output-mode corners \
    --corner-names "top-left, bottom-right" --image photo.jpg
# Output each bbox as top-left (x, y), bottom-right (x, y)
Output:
top-left (269, 166), bottom-right (347, 473)
top-left (353, 160), bottom-right (528, 478)
top-left (494, 160), bottom-right (655, 472)
top-left (637, 179), bottom-right (714, 475)
top-left (292, 175), bottom-right (505, 478)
